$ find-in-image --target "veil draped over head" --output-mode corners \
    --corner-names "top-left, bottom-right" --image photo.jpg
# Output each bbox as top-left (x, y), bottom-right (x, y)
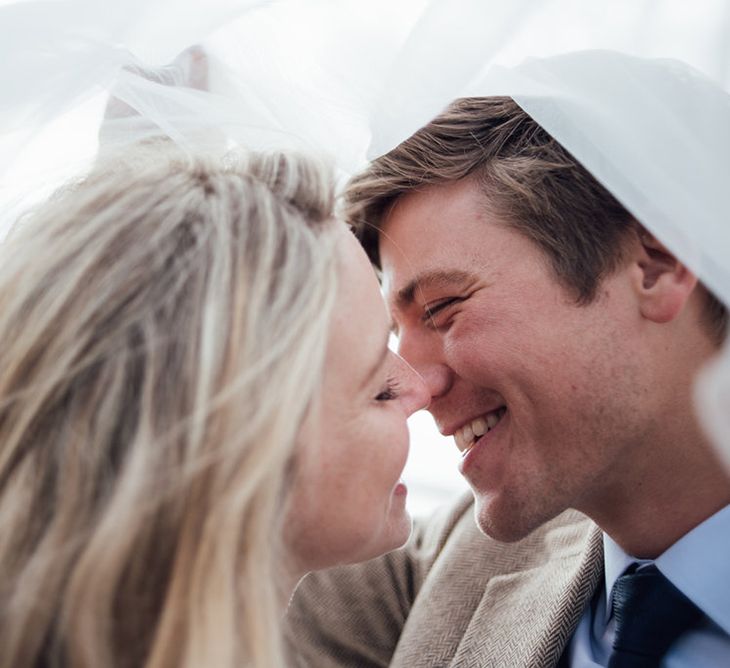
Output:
top-left (2, 0), bottom-right (730, 469)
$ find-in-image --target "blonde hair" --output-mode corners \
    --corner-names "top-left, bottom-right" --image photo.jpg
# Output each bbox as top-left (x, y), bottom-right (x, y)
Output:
top-left (0, 145), bottom-right (338, 667)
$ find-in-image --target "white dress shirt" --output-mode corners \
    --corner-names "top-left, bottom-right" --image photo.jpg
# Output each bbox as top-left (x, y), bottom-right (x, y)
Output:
top-left (567, 504), bottom-right (730, 667)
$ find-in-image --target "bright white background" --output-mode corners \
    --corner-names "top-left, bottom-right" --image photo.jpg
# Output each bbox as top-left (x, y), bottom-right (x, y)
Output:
top-left (403, 411), bottom-right (469, 517)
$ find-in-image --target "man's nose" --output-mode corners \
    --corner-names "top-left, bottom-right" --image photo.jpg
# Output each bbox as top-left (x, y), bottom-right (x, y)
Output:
top-left (397, 331), bottom-right (452, 401)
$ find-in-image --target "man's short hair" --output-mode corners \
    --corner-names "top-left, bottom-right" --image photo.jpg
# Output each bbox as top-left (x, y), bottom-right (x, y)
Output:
top-left (345, 97), bottom-right (727, 342)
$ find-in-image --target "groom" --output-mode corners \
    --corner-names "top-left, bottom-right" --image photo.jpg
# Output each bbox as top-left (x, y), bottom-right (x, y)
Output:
top-left (287, 97), bottom-right (730, 666)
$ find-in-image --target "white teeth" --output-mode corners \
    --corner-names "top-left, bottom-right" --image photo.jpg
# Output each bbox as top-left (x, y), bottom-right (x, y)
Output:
top-left (472, 417), bottom-right (488, 437)
top-left (453, 428), bottom-right (470, 453)
top-left (453, 408), bottom-right (506, 453)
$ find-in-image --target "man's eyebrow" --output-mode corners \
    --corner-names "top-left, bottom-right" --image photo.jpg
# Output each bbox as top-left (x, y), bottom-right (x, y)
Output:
top-left (395, 270), bottom-right (475, 309)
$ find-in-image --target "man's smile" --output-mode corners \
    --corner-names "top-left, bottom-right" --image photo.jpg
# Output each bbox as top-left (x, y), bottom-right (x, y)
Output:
top-left (453, 406), bottom-right (508, 456)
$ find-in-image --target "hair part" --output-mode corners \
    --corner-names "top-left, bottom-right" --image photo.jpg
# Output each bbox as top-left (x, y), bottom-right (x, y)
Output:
top-left (346, 96), bottom-right (726, 341)
top-left (0, 145), bottom-right (338, 667)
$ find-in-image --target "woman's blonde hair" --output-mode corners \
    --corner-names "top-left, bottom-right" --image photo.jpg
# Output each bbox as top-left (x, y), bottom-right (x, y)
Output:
top-left (0, 145), bottom-right (338, 667)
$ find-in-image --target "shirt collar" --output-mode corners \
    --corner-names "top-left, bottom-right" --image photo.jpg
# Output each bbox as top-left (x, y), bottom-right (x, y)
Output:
top-left (602, 533), bottom-right (650, 618)
top-left (602, 504), bottom-right (730, 635)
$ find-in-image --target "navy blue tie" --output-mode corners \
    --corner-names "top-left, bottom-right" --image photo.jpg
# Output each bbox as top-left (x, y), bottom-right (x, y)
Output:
top-left (607, 564), bottom-right (703, 667)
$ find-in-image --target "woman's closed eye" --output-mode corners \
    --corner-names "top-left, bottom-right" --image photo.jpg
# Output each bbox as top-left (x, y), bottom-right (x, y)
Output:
top-left (375, 377), bottom-right (400, 402)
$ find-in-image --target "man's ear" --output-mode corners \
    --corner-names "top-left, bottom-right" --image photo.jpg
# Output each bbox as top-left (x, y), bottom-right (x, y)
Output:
top-left (632, 227), bottom-right (698, 323)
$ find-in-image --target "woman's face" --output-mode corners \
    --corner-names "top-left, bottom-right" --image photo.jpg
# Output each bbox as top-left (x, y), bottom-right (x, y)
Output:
top-left (286, 227), bottom-right (429, 572)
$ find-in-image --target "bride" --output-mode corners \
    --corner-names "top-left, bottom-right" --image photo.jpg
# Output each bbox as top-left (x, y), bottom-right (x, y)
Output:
top-left (0, 143), bottom-right (427, 667)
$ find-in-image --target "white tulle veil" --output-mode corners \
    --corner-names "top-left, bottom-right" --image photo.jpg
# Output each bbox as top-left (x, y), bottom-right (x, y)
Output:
top-left (2, 0), bottom-right (729, 473)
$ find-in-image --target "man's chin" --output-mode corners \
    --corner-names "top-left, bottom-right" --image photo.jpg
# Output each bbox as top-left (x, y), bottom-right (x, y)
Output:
top-left (472, 491), bottom-right (554, 543)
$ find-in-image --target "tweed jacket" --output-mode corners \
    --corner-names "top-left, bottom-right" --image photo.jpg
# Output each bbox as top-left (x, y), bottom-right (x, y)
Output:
top-left (286, 494), bottom-right (604, 667)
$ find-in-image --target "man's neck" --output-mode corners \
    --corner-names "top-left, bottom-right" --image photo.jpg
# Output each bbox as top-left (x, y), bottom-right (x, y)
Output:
top-left (582, 442), bottom-right (730, 559)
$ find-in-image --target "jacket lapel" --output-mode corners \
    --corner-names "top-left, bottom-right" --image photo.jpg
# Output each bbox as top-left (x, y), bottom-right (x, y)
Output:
top-left (448, 521), bottom-right (603, 667)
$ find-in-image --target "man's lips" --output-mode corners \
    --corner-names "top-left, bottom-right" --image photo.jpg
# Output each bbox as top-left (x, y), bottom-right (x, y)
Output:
top-left (458, 408), bottom-right (510, 476)
top-left (438, 401), bottom-right (507, 437)
top-left (452, 407), bottom-right (507, 455)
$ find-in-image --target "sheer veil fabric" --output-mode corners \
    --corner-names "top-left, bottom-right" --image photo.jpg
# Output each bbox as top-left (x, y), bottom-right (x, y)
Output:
top-left (2, 0), bottom-right (729, 469)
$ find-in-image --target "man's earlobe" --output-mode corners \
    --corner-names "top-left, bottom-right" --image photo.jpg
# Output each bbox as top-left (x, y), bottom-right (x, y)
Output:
top-left (634, 229), bottom-right (698, 323)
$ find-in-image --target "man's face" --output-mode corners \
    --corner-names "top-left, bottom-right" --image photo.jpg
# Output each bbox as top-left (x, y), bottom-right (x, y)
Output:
top-left (379, 178), bottom-right (653, 541)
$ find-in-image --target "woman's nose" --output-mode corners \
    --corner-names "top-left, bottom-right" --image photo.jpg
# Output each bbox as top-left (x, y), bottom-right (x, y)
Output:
top-left (394, 356), bottom-right (430, 416)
